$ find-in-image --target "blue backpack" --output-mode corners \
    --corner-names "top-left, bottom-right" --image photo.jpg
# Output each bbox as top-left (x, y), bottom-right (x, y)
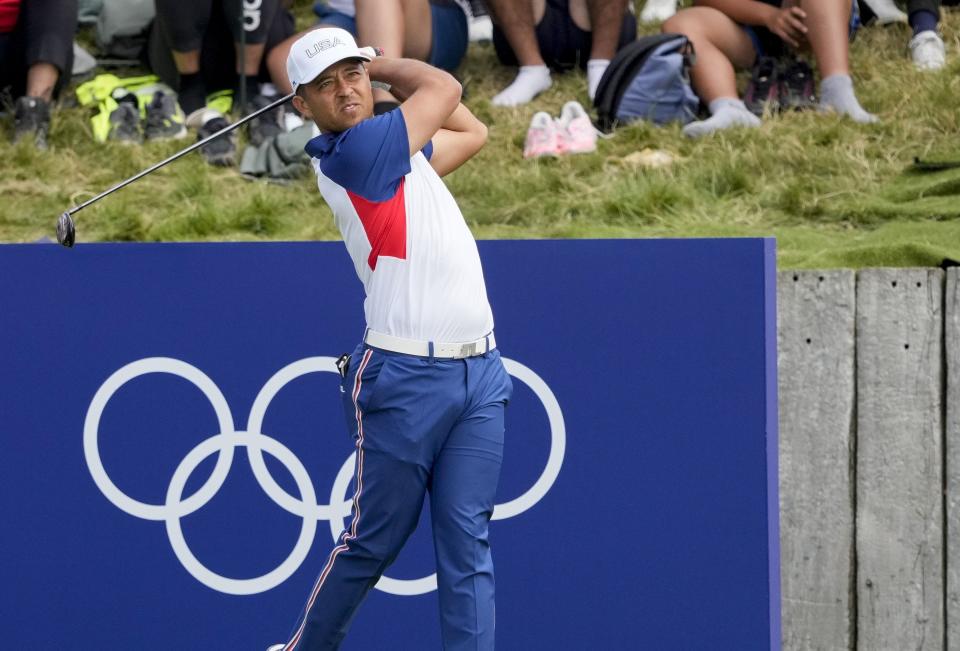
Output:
top-left (593, 33), bottom-right (700, 131)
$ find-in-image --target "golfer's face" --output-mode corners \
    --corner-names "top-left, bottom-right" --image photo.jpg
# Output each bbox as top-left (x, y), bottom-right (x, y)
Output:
top-left (297, 60), bottom-right (373, 132)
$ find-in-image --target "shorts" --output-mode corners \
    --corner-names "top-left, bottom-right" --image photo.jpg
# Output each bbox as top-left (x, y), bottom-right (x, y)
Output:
top-left (493, 0), bottom-right (637, 72)
top-left (313, 0), bottom-right (468, 72)
top-left (148, 4), bottom-right (296, 92)
top-left (743, 0), bottom-right (858, 60)
top-left (742, 25), bottom-right (784, 60)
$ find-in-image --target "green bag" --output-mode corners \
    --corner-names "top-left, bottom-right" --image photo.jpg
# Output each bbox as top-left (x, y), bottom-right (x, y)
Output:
top-left (240, 123), bottom-right (319, 181)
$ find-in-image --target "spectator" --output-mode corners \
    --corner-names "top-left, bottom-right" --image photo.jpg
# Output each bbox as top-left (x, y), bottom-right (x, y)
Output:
top-left (266, 0), bottom-right (469, 108)
top-left (484, 0), bottom-right (637, 106)
top-left (906, 0), bottom-right (945, 70)
top-left (663, 0), bottom-right (877, 138)
top-left (356, 0), bottom-right (470, 113)
top-left (0, 0), bottom-right (77, 149)
top-left (148, 0), bottom-right (293, 165)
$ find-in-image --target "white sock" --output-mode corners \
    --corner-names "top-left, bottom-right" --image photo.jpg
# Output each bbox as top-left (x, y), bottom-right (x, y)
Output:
top-left (492, 65), bottom-right (552, 107)
top-left (819, 74), bottom-right (878, 124)
top-left (587, 59), bottom-right (610, 101)
top-left (682, 98), bottom-right (761, 138)
top-left (640, 0), bottom-right (678, 23)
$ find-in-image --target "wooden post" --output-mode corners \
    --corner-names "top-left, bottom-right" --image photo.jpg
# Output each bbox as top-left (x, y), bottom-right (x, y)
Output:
top-left (856, 268), bottom-right (944, 651)
top-left (778, 270), bottom-right (856, 649)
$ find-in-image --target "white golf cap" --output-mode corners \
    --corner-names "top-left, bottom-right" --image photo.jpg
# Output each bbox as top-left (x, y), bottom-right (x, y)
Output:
top-left (286, 27), bottom-right (372, 91)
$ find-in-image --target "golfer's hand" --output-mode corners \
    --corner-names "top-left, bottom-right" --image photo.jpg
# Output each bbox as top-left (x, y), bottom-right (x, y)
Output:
top-left (765, 6), bottom-right (807, 48)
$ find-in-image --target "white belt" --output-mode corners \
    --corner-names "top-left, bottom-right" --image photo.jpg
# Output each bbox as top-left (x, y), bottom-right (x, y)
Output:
top-left (364, 330), bottom-right (496, 359)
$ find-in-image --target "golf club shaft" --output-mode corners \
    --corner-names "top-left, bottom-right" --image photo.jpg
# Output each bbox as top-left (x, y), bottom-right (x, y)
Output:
top-left (67, 92), bottom-right (295, 216)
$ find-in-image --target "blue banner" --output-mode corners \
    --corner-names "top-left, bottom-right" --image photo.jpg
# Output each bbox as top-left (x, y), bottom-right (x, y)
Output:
top-left (0, 239), bottom-right (779, 650)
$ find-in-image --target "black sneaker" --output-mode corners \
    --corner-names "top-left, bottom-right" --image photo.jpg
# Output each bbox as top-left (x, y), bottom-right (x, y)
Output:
top-left (108, 95), bottom-right (143, 144)
top-left (144, 90), bottom-right (187, 141)
top-left (13, 96), bottom-right (51, 149)
top-left (247, 94), bottom-right (284, 147)
top-left (743, 56), bottom-right (780, 117)
top-left (198, 115), bottom-right (236, 166)
top-left (778, 58), bottom-right (817, 112)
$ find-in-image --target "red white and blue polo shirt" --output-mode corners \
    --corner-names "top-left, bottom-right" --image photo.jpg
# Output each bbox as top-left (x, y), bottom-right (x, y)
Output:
top-left (305, 109), bottom-right (494, 343)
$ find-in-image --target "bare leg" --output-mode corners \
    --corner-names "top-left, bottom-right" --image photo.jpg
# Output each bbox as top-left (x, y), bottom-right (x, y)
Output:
top-left (579, 0), bottom-right (629, 98)
top-left (485, 0), bottom-right (545, 66)
top-left (356, 0), bottom-right (432, 103)
top-left (800, 0), bottom-right (848, 77)
top-left (800, 0), bottom-right (877, 121)
top-left (663, 8), bottom-right (761, 137)
top-left (237, 42), bottom-right (266, 76)
top-left (663, 7), bottom-right (754, 103)
top-left (485, 0), bottom-right (552, 106)
top-left (25, 63), bottom-right (59, 102)
top-left (172, 50), bottom-right (201, 74)
top-left (583, 0), bottom-right (627, 60)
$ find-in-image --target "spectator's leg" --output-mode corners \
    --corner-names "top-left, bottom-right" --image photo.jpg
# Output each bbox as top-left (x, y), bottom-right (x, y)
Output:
top-left (662, 8), bottom-right (760, 137)
top-left (582, 0), bottom-right (629, 99)
top-left (223, 0), bottom-right (279, 110)
top-left (155, 0), bottom-right (214, 114)
top-left (485, 0), bottom-right (552, 106)
top-left (25, 63), bottom-right (58, 103)
top-left (907, 0), bottom-right (944, 70)
top-left (800, 0), bottom-right (877, 122)
top-left (21, 0), bottom-right (76, 100)
top-left (356, 0), bottom-right (432, 108)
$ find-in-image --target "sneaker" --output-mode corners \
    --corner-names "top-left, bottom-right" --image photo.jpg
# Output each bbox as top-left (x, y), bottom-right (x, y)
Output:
top-left (743, 56), bottom-right (780, 116)
top-left (523, 111), bottom-right (560, 159)
top-left (144, 90), bottom-right (187, 140)
top-left (910, 30), bottom-right (946, 71)
top-left (108, 95), bottom-right (143, 144)
top-left (247, 93), bottom-right (285, 146)
top-left (266, 645), bottom-right (285, 651)
top-left (12, 96), bottom-right (51, 149)
top-left (557, 100), bottom-right (597, 154)
top-left (197, 114), bottom-right (236, 166)
top-left (778, 58), bottom-right (817, 111)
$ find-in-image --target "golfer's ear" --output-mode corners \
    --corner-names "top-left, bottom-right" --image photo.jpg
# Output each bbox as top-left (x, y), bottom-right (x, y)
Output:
top-left (292, 94), bottom-right (312, 120)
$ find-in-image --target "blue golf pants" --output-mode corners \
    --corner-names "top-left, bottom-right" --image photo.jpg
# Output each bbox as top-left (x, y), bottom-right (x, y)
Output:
top-left (283, 344), bottom-right (513, 650)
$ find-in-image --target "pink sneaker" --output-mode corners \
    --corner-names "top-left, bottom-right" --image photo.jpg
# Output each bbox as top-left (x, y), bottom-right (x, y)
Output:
top-left (523, 111), bottom-right (561, 158)
top-left (558, 100), bottom-right (597, 154)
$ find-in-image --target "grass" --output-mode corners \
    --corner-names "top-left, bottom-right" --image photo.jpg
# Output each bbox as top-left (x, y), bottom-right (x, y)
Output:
top-left (2, 2), bottom-right (960, 268)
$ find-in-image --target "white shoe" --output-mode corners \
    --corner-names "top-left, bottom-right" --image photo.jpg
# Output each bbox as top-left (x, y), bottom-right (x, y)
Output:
top-left (860, 0), bottom-right (907, 24)
top-left (523, 111), bottom-right (561, 158)
top-left (557, 101), bottom-right (598, 155)
top-left (266, 645), bottom-right (285, 651)
top-left (640, 0), bottom-right (677, 23)
top-left (910, 30), bottom-right (946, 70)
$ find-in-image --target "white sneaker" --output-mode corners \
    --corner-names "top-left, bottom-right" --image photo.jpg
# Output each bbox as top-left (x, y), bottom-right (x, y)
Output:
top-left (523, 111), bottom-right (561, 159)
top-left (557, 101), bottom-right (598, 155)
top-left (266, 645), bottom-right (286, 651)
top-left (910, 30), bottom-right (946, 71)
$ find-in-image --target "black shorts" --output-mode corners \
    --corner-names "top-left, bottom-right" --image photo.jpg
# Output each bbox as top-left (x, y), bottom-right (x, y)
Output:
top-left (148, 2), bottom-right (295, 93)
top-left (492, 0), bottom-right (637, 72)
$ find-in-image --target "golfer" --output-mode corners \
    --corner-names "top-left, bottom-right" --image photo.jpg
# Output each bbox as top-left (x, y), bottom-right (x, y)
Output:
top-left (272, 28), bottom-right (512, 650)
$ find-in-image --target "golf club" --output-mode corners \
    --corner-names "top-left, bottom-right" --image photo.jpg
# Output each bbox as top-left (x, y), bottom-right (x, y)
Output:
top-left (56, 92), bottom-right (295, 247)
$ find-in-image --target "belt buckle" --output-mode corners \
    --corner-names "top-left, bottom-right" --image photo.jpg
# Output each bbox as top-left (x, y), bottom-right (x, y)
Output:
top-left (457, 342), bottom-right (478, 358)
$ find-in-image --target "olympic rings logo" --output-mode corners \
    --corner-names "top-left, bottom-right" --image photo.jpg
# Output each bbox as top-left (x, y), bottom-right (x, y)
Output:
top-left (83, 356), bottom-right (565, 597)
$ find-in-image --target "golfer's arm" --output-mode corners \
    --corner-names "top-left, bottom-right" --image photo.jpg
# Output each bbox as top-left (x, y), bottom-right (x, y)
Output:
top-left (694, 0), bottom-right (776, 26)
top-left (366, 57), bottom-right (461, 156)
top-left (429, 104), bottom-right (488, 177)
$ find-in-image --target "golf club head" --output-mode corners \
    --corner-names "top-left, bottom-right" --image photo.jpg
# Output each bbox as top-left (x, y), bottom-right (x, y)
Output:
top-left (56, 211), bottom-right (76, 248)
